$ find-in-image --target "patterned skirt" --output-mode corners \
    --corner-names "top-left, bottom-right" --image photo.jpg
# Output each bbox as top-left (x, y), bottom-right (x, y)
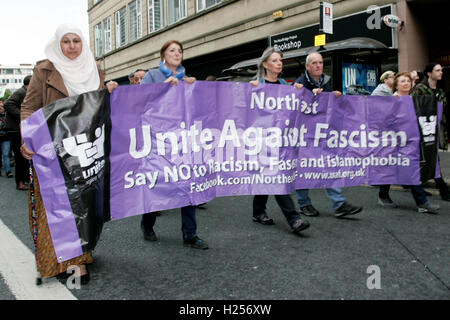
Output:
top-left (28, 168), bottom-right (93, 279)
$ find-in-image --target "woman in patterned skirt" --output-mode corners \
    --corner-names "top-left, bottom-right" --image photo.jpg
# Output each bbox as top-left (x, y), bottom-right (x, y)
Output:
top-left (20, 24), bottom-right (117, 283)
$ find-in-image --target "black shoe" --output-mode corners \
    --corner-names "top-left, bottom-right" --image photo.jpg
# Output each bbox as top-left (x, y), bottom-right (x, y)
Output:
top-left (141, 225), bottom-right (158, 241)
top-left (290, 218), bottom-right (310, 234)
top-left (6, 171), bottom-right (13, 178)
top-left (252, 213), bottom-right (274, 225)
top-left (440, 191), bottom-right (450, 202)
top-left (334, 202), bottom-right (362, 218)
top-left (299, 205), bottom-right (320, 216)
top-left (183, 236), bottom-right (209, 249)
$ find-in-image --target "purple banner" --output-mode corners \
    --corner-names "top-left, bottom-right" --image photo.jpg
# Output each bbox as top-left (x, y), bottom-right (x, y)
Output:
top-left (109, 81), bottom-right (422, 220)
top-left (22, 82), bottom-right (436, 262)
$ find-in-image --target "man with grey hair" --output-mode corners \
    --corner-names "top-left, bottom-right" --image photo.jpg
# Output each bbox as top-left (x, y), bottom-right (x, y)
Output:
top-left (293, 52), bottom-right (362, 218)
top-left (371, 70), bottom-right (395, 96)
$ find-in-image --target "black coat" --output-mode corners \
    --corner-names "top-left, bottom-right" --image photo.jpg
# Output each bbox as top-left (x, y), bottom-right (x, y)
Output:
top-left (293, 71), bottom-right (332, 92)
top-left (3, 85), bottom-right (27, 132)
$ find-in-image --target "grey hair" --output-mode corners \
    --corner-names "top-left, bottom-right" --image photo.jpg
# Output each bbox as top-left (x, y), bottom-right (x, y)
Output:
top-left (256, 47), bottom-right (283, 80)
top-left (305, 52), bottom-right (322, 65)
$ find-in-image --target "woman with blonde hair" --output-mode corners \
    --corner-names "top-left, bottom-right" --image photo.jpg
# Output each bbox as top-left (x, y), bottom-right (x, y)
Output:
top-left (250, 47), bottom-right (309, 234)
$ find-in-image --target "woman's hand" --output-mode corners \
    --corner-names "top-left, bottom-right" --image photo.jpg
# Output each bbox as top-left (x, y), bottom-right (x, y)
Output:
top-left (332, 90), bottom-right (342, 98)
top-left (164, 76), bottom-right (180, 86)
top-left (106, 81), bottom-right (119, 93)
top-left (20, 143), bottom-right (35, 160)
top-left (183, 77), bottom-right (196, 84)
top-left (249, 80), bottom-right (259, 88)
top-left (294, 83), bottom-right (303, 90)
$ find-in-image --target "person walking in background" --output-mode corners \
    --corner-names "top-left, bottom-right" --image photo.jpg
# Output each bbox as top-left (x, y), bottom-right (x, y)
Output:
top-left (293, 52), bottom-right (362, 218)
top-left (0, 100), bottom-right (13, 179)
top-left (411, 62), bottom-right (450, 202)
top-left (249, 47), bottom-right (310, 235)
top-left (371, 70), bottom-right (396, 207)
top-left (128, 71), bottom-right (135, 85)
top-left (20, 24), bottom-right (118, 284)
top-left (140, 40), bottom-right (208, 249)
top-left (3, 75), bottom-right (32, 190)
top-left (371, 71), bottom-right (395, 96)
top-left (133, 69), bottom-right (147, 85)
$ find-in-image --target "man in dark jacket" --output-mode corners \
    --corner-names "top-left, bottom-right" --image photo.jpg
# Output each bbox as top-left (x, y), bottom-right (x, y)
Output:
top-left (3, 75), bottom-right (31, 190)
top-left (293, 52), bottom-right (362, 218)
top-left (411, 62), bottom-right (450, 201)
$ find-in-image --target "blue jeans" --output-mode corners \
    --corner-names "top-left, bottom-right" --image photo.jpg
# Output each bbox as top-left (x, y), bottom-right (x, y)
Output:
top-left (296, 188), bottom-right (346, 211)
top-left (181, 206), bottom-right (197, 240)
top-left (1, 140), bottom-right (11, 174)
top-left (409, 185), bottom-right (428, 206)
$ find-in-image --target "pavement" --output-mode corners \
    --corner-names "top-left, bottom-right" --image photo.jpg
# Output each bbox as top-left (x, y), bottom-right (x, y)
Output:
top-left (0, 151), bottom-right (449, 301)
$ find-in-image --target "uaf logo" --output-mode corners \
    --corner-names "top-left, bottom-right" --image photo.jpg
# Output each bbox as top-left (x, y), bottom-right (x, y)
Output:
top-left (418, 115), bottom-right (436, 143)
top-left (62, 124), bottom-right (105, 169)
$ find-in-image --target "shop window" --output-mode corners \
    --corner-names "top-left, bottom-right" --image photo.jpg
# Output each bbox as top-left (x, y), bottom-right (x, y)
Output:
top-left (94, 23), bottom-right (103, 57)
top-left (148, 0), bottom-right (164, 33)
top-left (168, 0), bottom-right (186, 25)
top-left (197, 0), bottom-right (221, 12)
top-left (115, 7), bottom-right (127, 48)
top-left (129, 0), bottom-right (142, 42)
top-left (104, 17), bottom-right (112, 53)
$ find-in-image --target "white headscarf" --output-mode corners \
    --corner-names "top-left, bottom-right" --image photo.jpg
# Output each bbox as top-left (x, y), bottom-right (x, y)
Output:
top-left (44, 23), bottom-right (100, 96)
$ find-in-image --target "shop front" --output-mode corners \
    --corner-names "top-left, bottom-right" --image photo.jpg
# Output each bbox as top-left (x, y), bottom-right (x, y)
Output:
top-left (222, 4), bottom-right (399, 95)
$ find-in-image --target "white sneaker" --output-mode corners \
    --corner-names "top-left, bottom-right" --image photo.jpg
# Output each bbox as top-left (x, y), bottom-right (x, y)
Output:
top-left (417, 203), bottom-right (440, 214)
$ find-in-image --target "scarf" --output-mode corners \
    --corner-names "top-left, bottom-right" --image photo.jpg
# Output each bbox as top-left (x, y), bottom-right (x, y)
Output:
top-left (158, 61), bottom-right (186, 80)
top-left (44, 24), bottom-right (100, 96)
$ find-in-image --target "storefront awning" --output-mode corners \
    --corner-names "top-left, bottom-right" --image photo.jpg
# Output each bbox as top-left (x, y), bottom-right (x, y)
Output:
top-left (222, 37), bottom-right (394, 76)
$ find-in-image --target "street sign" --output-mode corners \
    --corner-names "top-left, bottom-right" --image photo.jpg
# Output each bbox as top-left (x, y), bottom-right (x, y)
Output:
top-left (320, 1), bottom-right (333, 34)
top-left (314, 34), bottom-right (326, 47)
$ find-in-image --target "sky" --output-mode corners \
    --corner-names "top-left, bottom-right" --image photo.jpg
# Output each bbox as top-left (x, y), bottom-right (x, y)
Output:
top-left (0, 0), bottom-right (89, 66)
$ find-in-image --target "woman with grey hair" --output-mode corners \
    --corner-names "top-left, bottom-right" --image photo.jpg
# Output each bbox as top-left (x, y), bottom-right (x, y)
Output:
top-left (249, 47), bottom-right (309, 235)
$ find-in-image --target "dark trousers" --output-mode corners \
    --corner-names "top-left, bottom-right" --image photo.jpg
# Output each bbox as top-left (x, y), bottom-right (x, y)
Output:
top-left (253, 194), bottom-right (300, 225)
top-left (435, 176), bottom-right (449, 196)
top-left (379, 184), bottom-right (427, 205)
top-left (141, 205), bottom-right (197, 240)
top-left (379, 185), bottom-right (391, 199)
top-left (8, 132), bottom-right (29, 186)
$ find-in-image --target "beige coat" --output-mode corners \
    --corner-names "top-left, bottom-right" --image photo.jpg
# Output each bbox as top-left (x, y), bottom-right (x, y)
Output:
top-left (21, 59), bottom-right (105, 121)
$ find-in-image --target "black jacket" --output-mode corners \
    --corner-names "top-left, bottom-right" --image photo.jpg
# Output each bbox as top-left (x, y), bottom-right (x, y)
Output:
top-left (3, 85), bottom-right (27, 132)
top-left (293, 71), bottom-right (332, 92)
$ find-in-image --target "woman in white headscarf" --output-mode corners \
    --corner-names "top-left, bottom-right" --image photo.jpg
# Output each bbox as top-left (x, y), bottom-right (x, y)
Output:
top-left (20, 24), bottom-right (117, 284)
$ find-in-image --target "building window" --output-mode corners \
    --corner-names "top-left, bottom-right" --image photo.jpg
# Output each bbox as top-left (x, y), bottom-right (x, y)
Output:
top-left (168, 0), bottom-right (186, 25)
top-left (129, 0), bottom-right (142, 42)
top-left (93, 0), bottom-right (101, 4)
top-left (197, 0), bottom-right (221, 12)
top-left (148, 0), bottom-right (164, 33)
top-left (94, 23), bottom-right (103, 57)
top-left (115, 7), bottom-right (127, 48)
top-left (104, 17), bottom-right (112, 53)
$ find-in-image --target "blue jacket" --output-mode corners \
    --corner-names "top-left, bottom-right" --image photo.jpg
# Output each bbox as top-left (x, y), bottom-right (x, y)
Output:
top-left (293, 71), bottom-right (332, 92)
top-left (141, 68), bottom-right (168, 84)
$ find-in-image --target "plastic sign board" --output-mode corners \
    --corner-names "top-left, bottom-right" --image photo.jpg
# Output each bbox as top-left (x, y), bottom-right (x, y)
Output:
top-left (383, 14), bottom-right (402, 28)
top-left (314, 34), bottom-right (326, 47)
top-left (320, 2), bottom-right (333, 34)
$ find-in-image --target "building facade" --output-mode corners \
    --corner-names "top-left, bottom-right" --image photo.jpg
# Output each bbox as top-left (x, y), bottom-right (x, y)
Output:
top-left (87, 0), bottom-right (449, 93)
top-left (0, 64), bottom-right (34, 96)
